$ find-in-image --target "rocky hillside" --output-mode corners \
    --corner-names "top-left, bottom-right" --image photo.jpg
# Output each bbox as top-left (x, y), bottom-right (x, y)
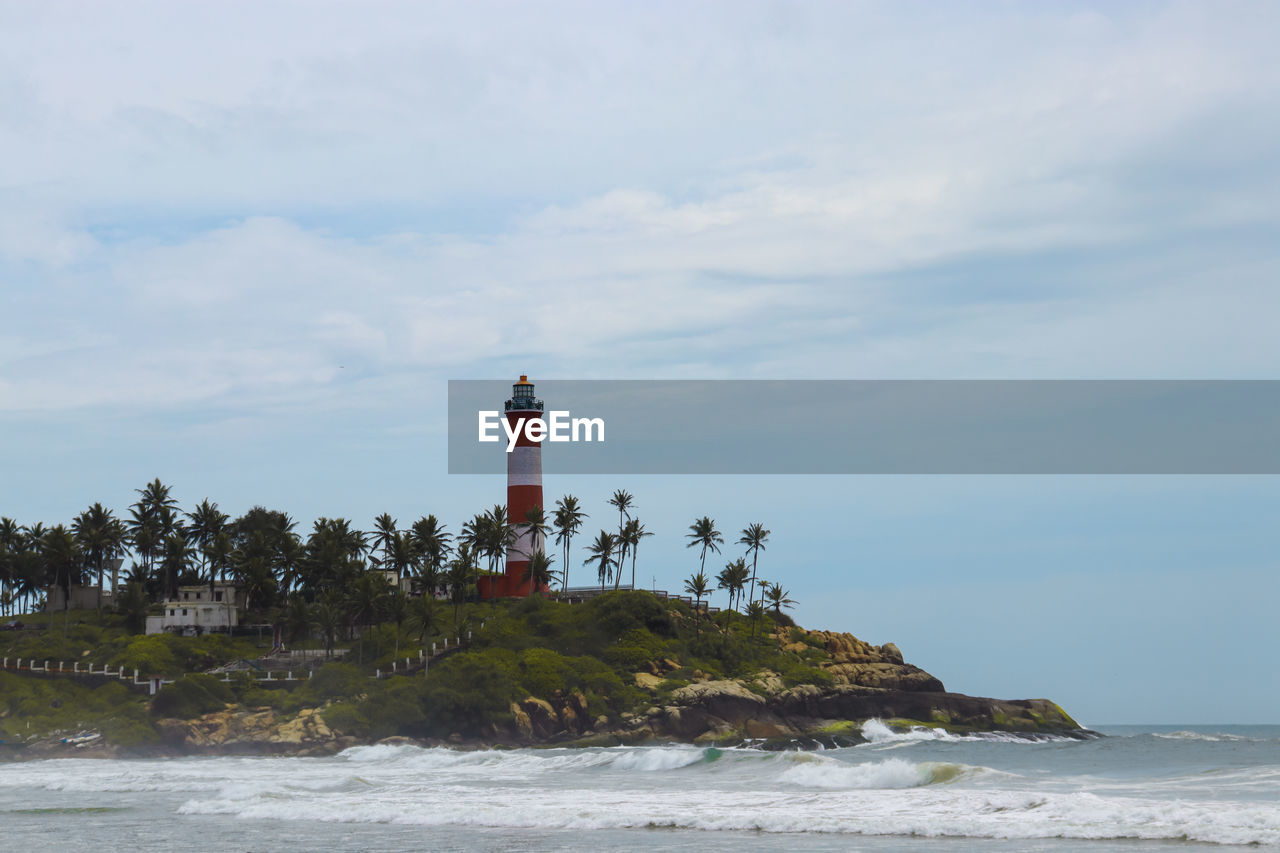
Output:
top-left (4, 593), bottom-right (1087, 756)
top-left (144, 625), bottom-right (1083, 755)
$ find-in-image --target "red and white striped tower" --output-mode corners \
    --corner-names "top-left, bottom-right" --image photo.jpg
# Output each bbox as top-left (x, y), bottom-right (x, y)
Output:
top-left (497, 375), bottom-right (545, 596)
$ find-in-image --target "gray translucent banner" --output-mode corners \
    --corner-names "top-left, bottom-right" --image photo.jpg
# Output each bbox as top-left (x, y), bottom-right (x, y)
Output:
top-left (447, 380), bottom-right (1280, 474)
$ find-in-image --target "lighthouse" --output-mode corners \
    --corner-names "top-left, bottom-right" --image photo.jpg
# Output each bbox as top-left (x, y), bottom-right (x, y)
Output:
top-left (482, 375), bottom-right (546, 597)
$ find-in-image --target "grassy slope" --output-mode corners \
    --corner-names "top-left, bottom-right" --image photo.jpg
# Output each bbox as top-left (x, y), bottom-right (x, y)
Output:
top-left (1, 591), bottom-right (1078, 748)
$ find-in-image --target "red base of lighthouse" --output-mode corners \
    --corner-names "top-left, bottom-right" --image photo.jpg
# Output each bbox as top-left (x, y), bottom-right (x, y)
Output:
top-left (477, 570), bottom-right (544, 599)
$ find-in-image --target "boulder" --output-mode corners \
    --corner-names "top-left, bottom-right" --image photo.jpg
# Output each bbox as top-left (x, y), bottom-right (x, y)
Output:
top-left (879, 642), bottom-right (904, 663)
top-left (553, 693), bottom-right (586, 734)
top-left (670, 680), bottom-right (765, 726)
top-left (509, 702), bottom-right (533, 739)
top-left (751, 670), bottom-right (786, 695)
top-left (634, 672), bottom-right (664, 690)
top-left (825, 662), bottom-right (944, 692)
top-left (743, 715), bottom-right (793, 739)
top-left (269, 707), bottom-right (333, 747)
top-left (519, 697), bottom-right (560, 739)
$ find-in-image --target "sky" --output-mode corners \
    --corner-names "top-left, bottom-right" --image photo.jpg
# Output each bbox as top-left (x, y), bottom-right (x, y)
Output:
top-left (2, 1), bottom-right (1279, 724)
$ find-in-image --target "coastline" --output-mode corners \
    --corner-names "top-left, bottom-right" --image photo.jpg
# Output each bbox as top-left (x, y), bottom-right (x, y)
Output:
top-left (0, 686), bottom-right (1092, 761)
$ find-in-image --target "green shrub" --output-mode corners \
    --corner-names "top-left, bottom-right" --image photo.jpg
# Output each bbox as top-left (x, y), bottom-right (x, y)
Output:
top-left (303, 663), bottom-right (367, 701)
top-left (423, 648), bottom-right (522, 736)
top-left (323, 701), bottom-right (370, 736)
top-left (360, 679), bottom-right (426, 738)
top-left (149, 674), bottom-right (229, 719)
top-left (603, 644), bottom-right (651, 672)
top-left (112, 636), bottom-right (179, 678)
top-left (587, 591), bottom-right (676, 638)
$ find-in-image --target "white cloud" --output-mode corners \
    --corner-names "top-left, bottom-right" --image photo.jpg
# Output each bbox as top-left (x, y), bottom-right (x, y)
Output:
top-left (0, 1), bottom-right (1277, 417)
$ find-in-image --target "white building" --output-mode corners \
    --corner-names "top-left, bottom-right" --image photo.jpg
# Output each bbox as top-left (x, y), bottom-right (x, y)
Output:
top-left (378, 570), bottom-right (414, 595)
top-left (145, 584), bottom-right (240, 635)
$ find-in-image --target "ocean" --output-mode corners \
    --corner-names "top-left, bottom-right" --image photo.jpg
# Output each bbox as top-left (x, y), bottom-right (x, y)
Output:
top-left (2, 722), bottom-right (1278, 851)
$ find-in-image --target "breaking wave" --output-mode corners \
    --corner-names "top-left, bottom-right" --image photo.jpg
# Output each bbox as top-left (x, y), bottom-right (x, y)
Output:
top-left (7, 739), bottom-right (1280, 846)
top-left (858, 717), bottom-right (1080, 746)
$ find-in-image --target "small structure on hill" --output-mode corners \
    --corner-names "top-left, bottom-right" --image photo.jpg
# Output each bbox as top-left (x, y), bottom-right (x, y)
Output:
top-left (145, 583), bottom-right (241, 635)
top-left (45, 584), bottom-right (113, 612)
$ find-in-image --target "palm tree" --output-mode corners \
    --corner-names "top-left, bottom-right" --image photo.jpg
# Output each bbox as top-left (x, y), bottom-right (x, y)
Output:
top-left (385, 589), bottom-right (409, 659)
top-left (445, 551), bottom-right (478, 632)
top-left (553, 495), bottom-right (587, 590)
top-left (126, 508), bottom-right (160, 589)
top-left (312, 597), bottom-right (342, 658)
top-left (41, 525), bottom-right (82, 622)
top-left (0, 518), bottom-right (20, 615)
top-left (716, 557), bottom-right (749, 612)
top-left (739, 522), bottom-right (771, 606)
top-left (521, 549), bottom-right (556, 593)
top-left (583, 531), bottom-right (618, 592)
top-left (72, 503), bottom-right (127, 608)
top-left (409, 515), bottom-right (452, 594)
top-left (135, 478), bottom-right (179, 519)
top-left (205, 531), bottom-right (233, 589)
top-left (685, 516), bottom-right (724, 575)
top-left (607, 490), bottom-right (633, 589)
top-left (385, 532), bottom-right (417, 590)
top-left (117, 580), bottom-right (150, 634)
top-left (608, 489), bottom-right (633, 532)
top-left (683, 570), bottom-right (710, 637)
top-left (346, 572), bottom-right (389, 663)
top-left (370, 512), bottom-right (398, 570)
top-left (185, 499), bottom-right (228, 576)
top-left (276, 532), bottom-right (305, 596)
top-left (467, 507), bottom-right (514, 579)
top-left (746, 600), bottom-right (767, 639)
top-left (285, 595), bottom-right (313, 645)
top-left (239, 556), bottom-right (277, 613)
top-left (764, 583), bottom-right (795, 614)
top-left (159, 532), bottom-right (195, 599)
top-left (409, 593), bottom-right (440, 646)
top-left (442, 545), bottom-right (478, 625)
top-left (621, 518), bottom-right (653, 590)
top-left (518, 505), bottom-right (552, 593)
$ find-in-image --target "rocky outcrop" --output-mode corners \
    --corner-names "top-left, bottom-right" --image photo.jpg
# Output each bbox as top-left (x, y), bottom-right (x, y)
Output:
top-left (587, 684), bottom-right (1084, 746)
top-left (506, 692), bottom-right (593, 741)
top-left (155, 705), bottom-right (354, 756)
top-left (795, 630), bottom-right (945, 692)
top-left (583, 630), bottom-right (1082, 745)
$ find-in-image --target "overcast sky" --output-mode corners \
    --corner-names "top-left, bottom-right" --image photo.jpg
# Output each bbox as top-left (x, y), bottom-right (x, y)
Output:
top-left (2, 1), bottom-right (1278, 724)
